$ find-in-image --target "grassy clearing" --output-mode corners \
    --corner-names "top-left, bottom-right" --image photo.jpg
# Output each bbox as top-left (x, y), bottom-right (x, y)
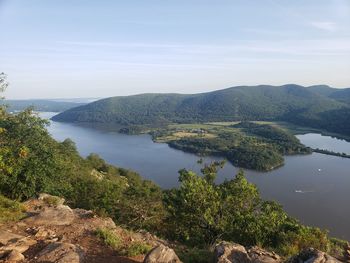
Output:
top-left (204, 121), bottom-right (240, 126)
top-left (0, 195), bottom-right (25, 223)
top-left (173, 131), bottom-right (216, 138)
top-left (168, 123), bottom-right (215, 130)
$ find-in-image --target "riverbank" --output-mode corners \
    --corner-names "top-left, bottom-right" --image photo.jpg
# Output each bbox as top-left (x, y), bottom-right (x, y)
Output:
top-left (312, 148), bottom-right (350, 159)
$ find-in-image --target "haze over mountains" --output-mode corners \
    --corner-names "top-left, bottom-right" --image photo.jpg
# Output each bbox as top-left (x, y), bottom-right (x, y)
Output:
top-left (3, 98), bottom-right (99, 112)
top-left (52, 84), bottom-right (350, 136)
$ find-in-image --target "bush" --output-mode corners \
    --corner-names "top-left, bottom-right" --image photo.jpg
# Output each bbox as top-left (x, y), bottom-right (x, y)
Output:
top-left (95, 228), bottom-right (152, 256)
top-left (121, 242), bottom-right (152, 257)
top-left (164, 163), bottom-right (340, 258)
top-left (0, 195), bottom-right (25, 223)
top-left (42, 195), bottom-right (63, 206)
top-left (176, 247), bottom-right (214, 263)
top-left (95, 228), bottom-right (122, 249)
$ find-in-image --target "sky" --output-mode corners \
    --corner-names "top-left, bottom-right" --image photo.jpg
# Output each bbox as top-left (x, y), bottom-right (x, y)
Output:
top-left (1, 0), bottom-right (350, 99)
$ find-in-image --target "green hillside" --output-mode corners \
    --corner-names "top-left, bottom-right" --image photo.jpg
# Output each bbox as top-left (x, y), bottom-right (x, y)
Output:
top-left (52, 84), bottom-right (350, 135)
top-left (309, 86), bottom-right (350, 104)
top-left (329, 88), bottom-right (350, 104)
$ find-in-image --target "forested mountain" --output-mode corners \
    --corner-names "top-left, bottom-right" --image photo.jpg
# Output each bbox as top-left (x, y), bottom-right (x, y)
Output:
top-left (309, 85), bottom-right (350, 104)
top-left (3, 99), bottom-right (86, 112)
top-left (329, 88), bottom-right (350, 104)
top-left (52, 84), bottom-right (350, 135)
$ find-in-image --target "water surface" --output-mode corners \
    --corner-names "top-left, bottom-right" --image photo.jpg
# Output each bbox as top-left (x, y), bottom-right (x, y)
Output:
top-left (297, 133), bottom-right (350, 155)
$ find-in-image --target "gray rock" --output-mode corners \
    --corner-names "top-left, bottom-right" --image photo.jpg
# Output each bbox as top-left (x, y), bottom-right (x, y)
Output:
top-left (1, 237), bottom-right (36, 253)
top-left (36, 242), bottom-right (84, 263)
top-left (6, 250), bottom-right (25, 262)
top-left (144, 244), bottom-right (182, 263)
top-left (214, 242), bottom-right (281, 263)
top-left (287, 248), bottom-right (342, 263)
top-left (0, 230), bottom-right (36, 259)
top-left (0, 230), bottom-right (23, 246)
top-left (24, 205), bottom-right (75, 226)
top-left (215, 242), bottom-right (251, 263)
top-left (248, 246), bottom-right (281, 263)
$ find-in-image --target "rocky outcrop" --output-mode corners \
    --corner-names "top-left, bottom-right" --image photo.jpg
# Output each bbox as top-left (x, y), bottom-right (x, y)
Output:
top-left (143, 244), bottom-right (182, 263)
top-left (344, 245), bottom-right (350, 263)
top-left (0, 194), bottom-right (346, 263)
top-left (215, 242), bottom-right (251, 263)
top-left (6, 249), bottom-right (25, 262)
top-left (0, 230), bottom-right (37, 261)
top-left (248, 246), bottom-right (282, 263)
top-left (36, 242), bottom-right (84, 263)
top-left (287, 248), bottom-right (342, 263)
top-left (23, 204), bottom-right (75, 226)
top-left (0, 194), bottom-right (164, 262)
top-left (214, 242), bottom-right (281, 263)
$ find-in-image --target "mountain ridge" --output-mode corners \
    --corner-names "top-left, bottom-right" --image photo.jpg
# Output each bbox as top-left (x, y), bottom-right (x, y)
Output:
top-left (52, 84), bottom-right (350, 135)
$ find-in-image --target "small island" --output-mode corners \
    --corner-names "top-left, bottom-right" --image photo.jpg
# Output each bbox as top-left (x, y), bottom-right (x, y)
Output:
top-left (149, 121), bottom-right (311, 171)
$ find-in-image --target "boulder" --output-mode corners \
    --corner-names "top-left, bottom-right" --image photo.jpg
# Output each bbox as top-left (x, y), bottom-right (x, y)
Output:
top-left (24, 205), bottom-right (75, 226)
top-left (0, 230), bottom-right (36, 259)
top-left (0, 236), bottom-right (36, 253)
top-left (34, 227), bottom-right (57, 239)
top-left (214, 242), bottom-right (281, 263)
top-left (248, 246), bottom-right (281, 263)
top-left (215, 242), bottom-right (250, 263)
top-left (6, 250), bottom-right (25, 262)
top-left (0, 230), bottom-right (23, 246)
top-left (143, 244), bottom-right (182, 263)
top-left (36, 242), bottom-right (84, 263)
top-left (287, 248), bottom-right (342, 263)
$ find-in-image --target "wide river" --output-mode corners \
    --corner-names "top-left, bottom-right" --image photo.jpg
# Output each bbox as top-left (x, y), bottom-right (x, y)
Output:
top-left (41, 112), bottom-right (350, 241)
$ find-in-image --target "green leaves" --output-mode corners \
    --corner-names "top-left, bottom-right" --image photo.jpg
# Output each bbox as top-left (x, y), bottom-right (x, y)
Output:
top-left (165, 165), bottom-right (333, 256)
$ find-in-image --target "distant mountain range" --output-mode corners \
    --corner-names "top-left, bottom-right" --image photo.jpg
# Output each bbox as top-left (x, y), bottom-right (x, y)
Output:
top-left (51, 84), bottom-right (350, 135)
top-left (3, 98), bottom-right (99, 112)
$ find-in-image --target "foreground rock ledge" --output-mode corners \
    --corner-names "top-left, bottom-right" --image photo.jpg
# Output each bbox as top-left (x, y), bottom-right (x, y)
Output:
top-left (0, 194), bottom-right (346, 263)
top-left (214, 242), bottom-right (345, 263)
top-left (36, 242), bottom-right (84, 263)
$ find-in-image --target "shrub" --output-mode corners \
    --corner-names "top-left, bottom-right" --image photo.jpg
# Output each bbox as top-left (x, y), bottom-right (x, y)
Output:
top-left (0, 195), bottom-right (25, 223)
top-left (95, 228), bottom-right (122, 249)
top-left (42, 195), bottom-right (63, 206)
top-left (121, 242), bottom-right (152, 257)
top-left (176, 247), bottom-right (214, 263)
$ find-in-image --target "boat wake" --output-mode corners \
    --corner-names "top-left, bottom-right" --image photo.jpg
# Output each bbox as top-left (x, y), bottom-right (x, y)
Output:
top-left (295, 190), bottom-right (315, 194)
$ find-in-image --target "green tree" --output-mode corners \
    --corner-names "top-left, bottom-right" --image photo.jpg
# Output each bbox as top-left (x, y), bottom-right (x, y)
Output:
top-left (164, 163), bottom-right (331, 255)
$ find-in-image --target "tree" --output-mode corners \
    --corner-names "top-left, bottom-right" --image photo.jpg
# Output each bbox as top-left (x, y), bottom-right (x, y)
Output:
top-left (164, 163), bottom-right (263, 246)
top-left (0, 72), bottom-right (8, 95)
top-left (164, 163), bottom-right (331, 255)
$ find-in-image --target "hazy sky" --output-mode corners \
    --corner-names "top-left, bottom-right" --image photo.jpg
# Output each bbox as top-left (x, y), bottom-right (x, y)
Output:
top-left (1, 0), bottom-right (350, 99)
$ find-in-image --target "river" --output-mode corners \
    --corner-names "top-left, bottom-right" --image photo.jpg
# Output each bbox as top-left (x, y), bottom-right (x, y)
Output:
top-left (41, 112), bottom-right (350, 241)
